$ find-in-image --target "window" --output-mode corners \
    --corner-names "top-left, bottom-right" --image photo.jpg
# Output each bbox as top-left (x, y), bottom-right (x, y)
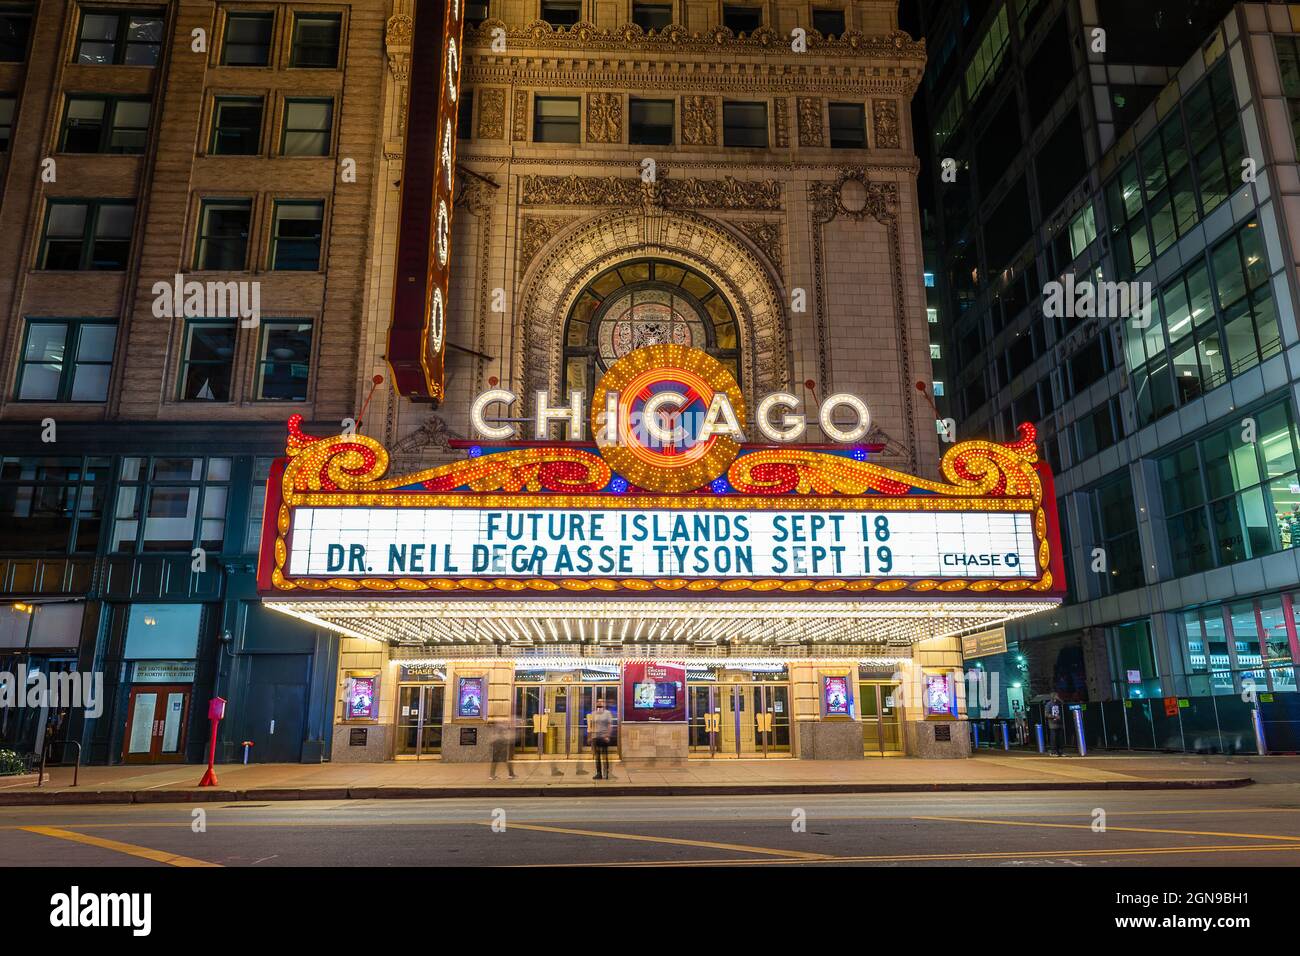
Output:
top-left (210, 96), bottom-right (263, 155)
top-left (466, 0), bottom-right (490, 28)
top-left (1159, 402), bottom-right (1300, 575)
top-left (1279, 36), bottom-right (1300, 154)
top-left (15, 319), bottom-right (116, 402)
top-left (75, 9), bottom-right (164, 65)
top-left (289, 12), bottom-right (341, 68)
top-left (1068, 203), bottom-right (1096, 259)
top-left (221, 11), bottom-right (273, 66)
top-left (0, 6), bottom-right (31, 61)
top-left (178, 322), bottom-right (236, 401)
top-left (722, 5), bottom-right (761, 33)
top-left (629, 98), bottom-right (673, 145)
top-left (1184, 62), bottom-right (1243, 217)
top-left (632, 3), bottom-right (671, 31)
top-left (256, 321), bottom-right (312, 400)
top-left (194, 199), bottom-right (251, 270)
top-left (723, 101), bottom-right (767, 148)
top-left (964, 5), bottom-right (1010, 103)
top-left (828, 102), bottom-right (865, 148)
top-left (244, 457), bottom-right (275, 552)
top-left (59, 96), bottom-right (151, 153)
top-left (931, 381), bottom-right (945, 397)
top-left (39, 200), bottom-right (134, 270)
top-left (562, 259), bottom-right (741, 400)
top-left (929, 342), bottom-right (941, 360)
top-left (812, 7), bottom-right (845, 37)
top-left (533, 96), bottom-right (580, 142)
top-left (269, 201), bottom-right (324, 271)
top-left (457, 90), bottom-right (474, 139)
top-left (926, 307), bottom-right (938, 323)
top-left (281, 98), bottom-right (332, 155)
top-left (1074, 398), bottom-right (1122, 462)
top-left (0, 95), bottom-right (13, 151)
top-left (1128, 219), bottom-right (1275, 427)
top-left (0, 456), bottom-right (111, 553)
top-left (540, 0), bottom-right (580, 27)
top-left (1090, 473), bottom-right (1144, 594)
top-left (111, 456), bottom-right (231, 552)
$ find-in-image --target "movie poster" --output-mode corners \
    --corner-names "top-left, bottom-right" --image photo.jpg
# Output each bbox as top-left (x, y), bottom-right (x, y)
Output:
top-left (924, 671), bottom-right (958, 719)
top-left (457, 676), bottom-right (485, 718)
top-left (345, 675), bottom-right (378, 720)
top-left (822, 675), bottom-right (851, 717)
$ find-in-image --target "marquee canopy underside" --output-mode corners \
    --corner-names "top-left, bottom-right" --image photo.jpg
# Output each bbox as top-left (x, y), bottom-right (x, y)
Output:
top-left (264, 598), bottom-right (1059, 647)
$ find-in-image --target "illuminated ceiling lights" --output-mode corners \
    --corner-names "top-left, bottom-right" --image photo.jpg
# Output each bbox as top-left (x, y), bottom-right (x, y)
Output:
top-left (263, 598), bottom-right (1057, 646)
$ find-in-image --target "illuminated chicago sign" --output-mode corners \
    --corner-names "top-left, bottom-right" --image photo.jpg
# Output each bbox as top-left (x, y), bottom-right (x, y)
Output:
top-left (387, 0), bottom-right (464, 400)
top-left (472, 345), bottom-right (870, 493)
top-left (258, 345), bottom-right (1064, 598)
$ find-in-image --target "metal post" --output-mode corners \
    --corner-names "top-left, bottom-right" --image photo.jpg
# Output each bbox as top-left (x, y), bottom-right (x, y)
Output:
top-left (972, 722), bottom-right (980, 749)
top-left (1001, 721), bottom-right (1010, 750)
top-left (1252, 706), bottom-right (1268, 756)
top-left (1073, 708), bottom-right (1087, 756)
top-left (1035, 723), bottom-right (1045, 753)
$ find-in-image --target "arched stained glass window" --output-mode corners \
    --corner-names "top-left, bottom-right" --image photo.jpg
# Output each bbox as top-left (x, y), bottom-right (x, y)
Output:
top-left (562, 258), bottom-right (741, 399)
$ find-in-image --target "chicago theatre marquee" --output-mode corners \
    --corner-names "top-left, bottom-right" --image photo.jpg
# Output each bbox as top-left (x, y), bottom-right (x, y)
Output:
top-left (255, 0), bottom-right (1063, 761)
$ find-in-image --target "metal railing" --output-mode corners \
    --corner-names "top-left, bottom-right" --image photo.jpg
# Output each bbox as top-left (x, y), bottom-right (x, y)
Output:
top-left (36, 740), bottom-right (81, 788)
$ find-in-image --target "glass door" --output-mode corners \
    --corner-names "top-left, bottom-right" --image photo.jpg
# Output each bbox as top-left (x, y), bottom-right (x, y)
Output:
top-left (575, 685), bottom-right (619, 754)
top-left (514, 685), bottom-right (542, 754)
top-left (395, 685), bottom-right (445, 757)
top-left (688, 685), bottom-right (718, 754)
top-left (860, 682), bottom-right (904, 755)
top-left (122, 685), bottom-right (190, 764)
top-left (759, 685), bottom-right (791, 755)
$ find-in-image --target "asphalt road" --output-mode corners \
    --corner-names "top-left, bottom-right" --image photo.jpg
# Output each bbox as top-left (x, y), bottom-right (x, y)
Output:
top-left (3, 785), bottom-right (1300, 867)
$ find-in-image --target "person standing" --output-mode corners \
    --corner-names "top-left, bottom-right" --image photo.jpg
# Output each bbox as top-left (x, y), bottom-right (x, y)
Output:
top-left (489, 720), bottom-right (516, 781)
top-left (1046, 692), bottom-right (1065, 756)
top-left (590, 699), bottom-right (613, 780)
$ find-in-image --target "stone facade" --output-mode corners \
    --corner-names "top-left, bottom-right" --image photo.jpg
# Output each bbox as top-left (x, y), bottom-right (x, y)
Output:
top-left (364, 0), bottom-right (937, 480)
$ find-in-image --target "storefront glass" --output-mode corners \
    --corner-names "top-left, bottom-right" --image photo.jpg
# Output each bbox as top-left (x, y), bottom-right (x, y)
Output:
top-left (685, 665), bottom-right (790, 757)
top-left (511, 663), bottom-right (619, 758)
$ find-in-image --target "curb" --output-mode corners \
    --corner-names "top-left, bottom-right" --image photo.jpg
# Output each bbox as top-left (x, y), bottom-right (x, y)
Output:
top-left (0, 776), bottom-right (1253, 806)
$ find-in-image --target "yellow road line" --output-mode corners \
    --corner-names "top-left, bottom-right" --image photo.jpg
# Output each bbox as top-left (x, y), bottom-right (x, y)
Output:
top-left (19, 825), bottom-right (221, 867)
top-left (483, 821), bottom-right (835, 860)
top-left (5, 805), bottom-right (1300, 831)
top-left (914, 815), bottom-right (1300, 842)
top-left (519, 842), bottom-right (1300, 867)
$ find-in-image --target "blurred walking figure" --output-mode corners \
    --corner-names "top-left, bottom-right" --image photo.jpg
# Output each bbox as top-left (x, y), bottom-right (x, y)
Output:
top-left (590, 698), bottom-right (613, 780)
top-left (1045, 692), bottom-right (1065, 756)
top-left (489, 720), bottom-right (516, 780)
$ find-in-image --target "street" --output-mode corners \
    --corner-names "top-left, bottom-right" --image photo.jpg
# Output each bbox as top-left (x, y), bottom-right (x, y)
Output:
top-left (4, 786), bottom-right (1300, 867)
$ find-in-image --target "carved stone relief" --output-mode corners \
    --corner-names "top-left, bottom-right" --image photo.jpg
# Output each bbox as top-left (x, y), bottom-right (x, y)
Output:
top-left (872, 97), bottom-right (900, 148)
top-left (586, 92), bottom-right (623, 143)
top-left (797, 97), bottom-right (823, 147)
top-left (681, 95), bottom-right (718, 146)
top-left (477, 87), bottom-right (506, 140)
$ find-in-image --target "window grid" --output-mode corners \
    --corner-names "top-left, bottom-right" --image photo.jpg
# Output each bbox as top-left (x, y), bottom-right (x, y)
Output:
top-left (74, 8), bottom-right (165, 66)
top-left (15, 318), bottom-right (117, 403)
top-left (111, 456), bottom-right (231, 554)
top-left (38, 200), bottom-right (135, 271)
top-left (60, 95), bottom-right (152, 154)
top-left (0, 455), bottom-right (111, 554)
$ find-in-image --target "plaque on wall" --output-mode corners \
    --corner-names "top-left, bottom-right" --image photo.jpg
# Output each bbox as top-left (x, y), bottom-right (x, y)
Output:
top-left (349, 728), bottom-right (369, 747)
top-left (459, 726), bottom-right (478, 746)
top-left (934, 724), bottom-right (952, 742)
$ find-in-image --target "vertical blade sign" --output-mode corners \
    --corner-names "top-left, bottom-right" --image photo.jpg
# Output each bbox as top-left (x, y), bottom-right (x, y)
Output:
top-left (387, 0), bottom-right (464, 400)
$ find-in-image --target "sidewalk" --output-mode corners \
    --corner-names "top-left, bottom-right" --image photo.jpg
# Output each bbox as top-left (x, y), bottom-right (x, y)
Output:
top-left (0, 750), bottom-right (1265, 806)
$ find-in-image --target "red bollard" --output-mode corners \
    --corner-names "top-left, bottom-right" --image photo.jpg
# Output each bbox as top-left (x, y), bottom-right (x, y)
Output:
top-left (198, 697), bottom-right (227, 787)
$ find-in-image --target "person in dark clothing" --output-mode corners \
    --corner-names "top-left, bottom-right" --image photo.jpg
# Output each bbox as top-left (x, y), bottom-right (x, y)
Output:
top-left (1045, 692), bottom-right (1065, 756)
top-left (590, 699), bottom-right (613, 780)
